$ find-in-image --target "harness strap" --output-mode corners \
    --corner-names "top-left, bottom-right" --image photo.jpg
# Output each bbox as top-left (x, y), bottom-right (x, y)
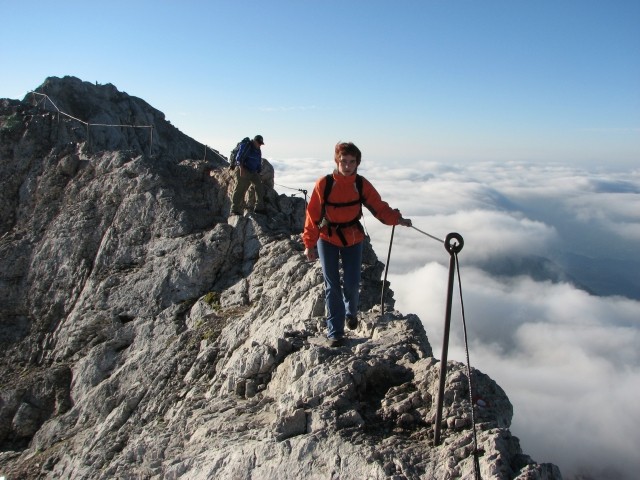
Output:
top-left (329, 218), bottom-right (364, 245)
top-left (317, 174), bottom-right (365, 246)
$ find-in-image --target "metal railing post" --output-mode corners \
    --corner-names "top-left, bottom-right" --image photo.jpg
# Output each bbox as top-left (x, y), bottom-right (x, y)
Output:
top-left (434, 232), bottom-right (464, 445)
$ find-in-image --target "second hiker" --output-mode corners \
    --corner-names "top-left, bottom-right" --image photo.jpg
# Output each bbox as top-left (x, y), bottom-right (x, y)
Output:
top-left (230, 135), bottom-right (266, 215)
top-left (302, 141), bottom-right (412, 347)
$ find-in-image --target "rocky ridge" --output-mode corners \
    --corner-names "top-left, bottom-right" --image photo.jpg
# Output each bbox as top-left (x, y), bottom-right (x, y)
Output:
top-left (0, 77), bottom-right (562, 479)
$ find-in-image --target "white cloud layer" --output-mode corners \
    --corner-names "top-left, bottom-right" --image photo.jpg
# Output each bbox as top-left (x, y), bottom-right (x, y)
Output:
top-left (272, 158), bottom-right (640, 479)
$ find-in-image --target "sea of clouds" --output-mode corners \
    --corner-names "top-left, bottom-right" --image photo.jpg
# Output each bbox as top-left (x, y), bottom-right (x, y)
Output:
top-left (271, 157), bottom-right (640, 480)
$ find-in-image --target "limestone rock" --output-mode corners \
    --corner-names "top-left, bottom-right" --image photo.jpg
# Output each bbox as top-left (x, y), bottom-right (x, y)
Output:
top-left (0, 77), bottom-right (562, 479)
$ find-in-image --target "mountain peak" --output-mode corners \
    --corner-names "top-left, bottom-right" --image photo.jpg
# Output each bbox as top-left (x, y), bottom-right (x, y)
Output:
top-left (0, 77), bottom-right (562, 479)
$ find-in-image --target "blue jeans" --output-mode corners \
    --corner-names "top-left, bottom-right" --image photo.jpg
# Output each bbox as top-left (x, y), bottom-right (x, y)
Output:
top-left (317, 239), bottom-right (363, 339)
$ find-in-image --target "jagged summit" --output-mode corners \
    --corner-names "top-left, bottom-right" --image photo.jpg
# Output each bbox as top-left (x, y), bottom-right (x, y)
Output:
top-left (0, 78), bottom-right (562, 479)
top-left (23, 76), bottom-right (226, 162)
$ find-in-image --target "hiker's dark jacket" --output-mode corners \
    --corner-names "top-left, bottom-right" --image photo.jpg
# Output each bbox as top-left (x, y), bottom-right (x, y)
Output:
top-left (238, 142), bottom-right (262, 173)
top-left (303, 170), bottom-right (403, 249)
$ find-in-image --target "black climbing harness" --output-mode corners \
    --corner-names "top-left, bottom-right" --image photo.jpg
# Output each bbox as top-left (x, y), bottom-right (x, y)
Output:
top-left (317, 174), bottom-right (368, 246)
top-left (381, 226), bottom-right (483, 480)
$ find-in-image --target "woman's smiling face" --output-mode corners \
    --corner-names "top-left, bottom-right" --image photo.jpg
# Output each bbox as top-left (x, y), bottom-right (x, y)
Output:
top-left (337, 154), bottom-right (358, 176)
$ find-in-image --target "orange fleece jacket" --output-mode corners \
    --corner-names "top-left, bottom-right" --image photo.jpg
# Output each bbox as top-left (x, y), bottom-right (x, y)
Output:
top-left (303, 171), bottom-right (403, 249)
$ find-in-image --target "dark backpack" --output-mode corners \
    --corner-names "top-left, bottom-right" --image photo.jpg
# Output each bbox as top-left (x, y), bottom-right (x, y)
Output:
top-left (317, 174), bottom-right (367, 245)
top-left (229, 137), bottom-right (251, 169)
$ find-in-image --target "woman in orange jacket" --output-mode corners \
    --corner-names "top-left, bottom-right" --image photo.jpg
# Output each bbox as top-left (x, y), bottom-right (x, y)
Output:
top-left (303, 141), bottom-right (412, 347)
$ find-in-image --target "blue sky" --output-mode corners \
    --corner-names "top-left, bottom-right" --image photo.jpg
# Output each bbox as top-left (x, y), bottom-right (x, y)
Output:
top-left (3, 3), bottom-right (640, 478)
top-left (2, 0), bottom-right (638, 167)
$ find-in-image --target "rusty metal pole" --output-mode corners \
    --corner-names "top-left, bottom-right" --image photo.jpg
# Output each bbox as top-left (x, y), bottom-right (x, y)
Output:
top-left (434, 232), bottom-right (464, 445)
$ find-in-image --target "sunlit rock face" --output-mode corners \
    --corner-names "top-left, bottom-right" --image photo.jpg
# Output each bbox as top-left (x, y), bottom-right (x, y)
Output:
top-left (0, 76), bottom-right (561, 479)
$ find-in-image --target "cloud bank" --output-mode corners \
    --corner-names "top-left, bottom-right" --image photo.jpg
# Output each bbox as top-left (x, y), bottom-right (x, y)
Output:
top-left (272, 158), bottom-right (640, 479)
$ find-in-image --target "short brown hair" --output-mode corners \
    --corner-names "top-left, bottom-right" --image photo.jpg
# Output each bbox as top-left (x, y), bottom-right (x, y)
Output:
top-left (334, 142), bottom-right (362, 165)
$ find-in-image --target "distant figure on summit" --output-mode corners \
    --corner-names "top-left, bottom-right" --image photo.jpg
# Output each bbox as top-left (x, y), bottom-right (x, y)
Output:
top-left (230, 135), bottom-right (266, 215)
top-left (302, 141), bottom-right (412, 347)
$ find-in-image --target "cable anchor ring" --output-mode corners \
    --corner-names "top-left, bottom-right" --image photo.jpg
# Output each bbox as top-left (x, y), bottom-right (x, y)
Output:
top-left (444, 232), bottom-right (464, 254)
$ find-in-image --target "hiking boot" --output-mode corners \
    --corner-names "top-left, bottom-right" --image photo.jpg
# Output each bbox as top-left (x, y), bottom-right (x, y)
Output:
top-left (328, 337), bottom-right (344, 348)
top-left (346, 315), bottom-right (358, 330)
